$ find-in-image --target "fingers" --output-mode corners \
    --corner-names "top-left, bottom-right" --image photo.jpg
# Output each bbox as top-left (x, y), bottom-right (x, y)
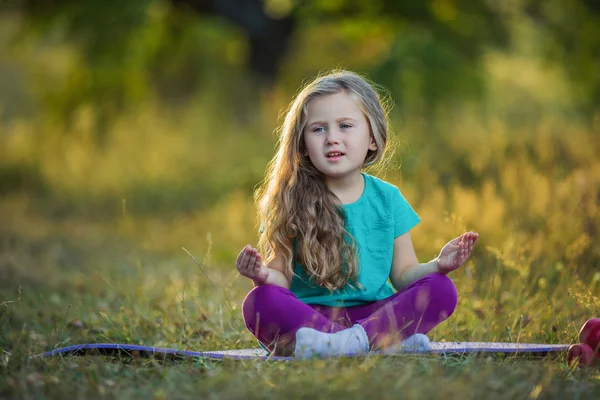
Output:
top-left (459, 232), bottom-right (479, 259)
top-left (253, 252), bottom-right (263, 274)
top-left (459, 239), bottom-right (468, 261)
top-left (237, 245), bottom-right (265, 279)
top-left (249, 248), bottom-right (258, 271)
top-left (463, 233), bottom-right (472, 254)
top-left (236, 245), bottom-right (251, 270)
top-left (457, 234), bottom-right (468, 260)
top-left (460, 232), bottom-right (479, 252)
top-left (468, 232), bottom-right (478, 253)
top-left (237, 245), bottom-right (256, 272)
top-left (247, 247), bottom-right (258, 272)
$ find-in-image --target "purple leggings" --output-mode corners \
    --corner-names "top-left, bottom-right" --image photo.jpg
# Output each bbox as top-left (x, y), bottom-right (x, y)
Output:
top-left (242, 273), bottom-right (458, 355)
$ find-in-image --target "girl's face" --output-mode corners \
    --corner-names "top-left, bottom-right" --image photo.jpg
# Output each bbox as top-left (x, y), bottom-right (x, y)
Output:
top-left (303, 91), bottom-right (377, 182)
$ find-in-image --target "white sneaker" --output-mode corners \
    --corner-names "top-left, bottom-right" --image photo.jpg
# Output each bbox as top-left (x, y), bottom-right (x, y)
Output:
top-left (384, 333), bottom-right (432, 354)
top-left (294, 324), bottom-right (370, 359)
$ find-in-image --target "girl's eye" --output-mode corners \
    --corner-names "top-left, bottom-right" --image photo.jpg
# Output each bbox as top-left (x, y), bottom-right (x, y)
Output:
top-left (312, 127), bottom-right (325, 133)
top-left (341, 124), bottom-right (352, 129)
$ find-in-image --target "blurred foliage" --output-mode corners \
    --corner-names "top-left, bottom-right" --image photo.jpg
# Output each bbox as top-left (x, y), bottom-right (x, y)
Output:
top-left (2, 0), bottom-right (597, 132)
top-left (0, 0), bottom-right (598, 272)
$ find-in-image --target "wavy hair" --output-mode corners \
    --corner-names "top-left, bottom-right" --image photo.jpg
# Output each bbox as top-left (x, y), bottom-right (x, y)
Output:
top-left (254, 70), bottom-right (391, 290)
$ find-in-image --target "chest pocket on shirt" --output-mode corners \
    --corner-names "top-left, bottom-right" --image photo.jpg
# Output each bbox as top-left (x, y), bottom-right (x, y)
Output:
top-left (365, 222), bottom-right (394, 254)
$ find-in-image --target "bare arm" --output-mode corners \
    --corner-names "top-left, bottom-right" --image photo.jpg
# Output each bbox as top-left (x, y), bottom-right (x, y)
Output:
top-left (388, 232), bottom-right (440, 291)
top-left (389, 231), bottom-right (479, 290)
top-left (255, 251), bottom-right (291, 289)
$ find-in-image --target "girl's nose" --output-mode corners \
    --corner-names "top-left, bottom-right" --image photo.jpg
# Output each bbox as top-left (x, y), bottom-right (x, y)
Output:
top-left (325, 130), bottom-right (341, 145)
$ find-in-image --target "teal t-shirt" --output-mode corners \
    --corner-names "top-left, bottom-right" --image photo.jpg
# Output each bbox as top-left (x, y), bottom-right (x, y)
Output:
top-left (290, 173), bottom-right (421, 307)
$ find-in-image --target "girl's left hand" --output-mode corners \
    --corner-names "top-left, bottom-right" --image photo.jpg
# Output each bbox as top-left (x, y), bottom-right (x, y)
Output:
top-left (437, 232), bottom-right (479, 274)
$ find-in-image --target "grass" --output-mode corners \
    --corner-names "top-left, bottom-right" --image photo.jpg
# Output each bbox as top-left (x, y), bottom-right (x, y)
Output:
top-left (1, 44), bottom-right (600, 399)
top-left (1, 172), bottom-right (600, 398)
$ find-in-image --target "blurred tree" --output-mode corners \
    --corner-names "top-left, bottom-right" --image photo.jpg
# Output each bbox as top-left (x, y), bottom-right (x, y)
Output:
top-left (521, 0), bottom-right (600, 117)
top-left (1, 0), bottom-right (598, 133)
top-left (168, 0), bottom-right (295, 84)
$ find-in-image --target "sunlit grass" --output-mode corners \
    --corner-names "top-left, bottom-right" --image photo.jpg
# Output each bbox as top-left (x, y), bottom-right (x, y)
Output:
top-left (1, 43), bottom-right (600, 400)
top-left (1, 106), bottom-right (599, 396)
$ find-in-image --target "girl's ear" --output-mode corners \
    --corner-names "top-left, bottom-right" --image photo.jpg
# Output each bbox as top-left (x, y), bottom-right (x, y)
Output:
top-left (369, 137), bottom-right (378, 151)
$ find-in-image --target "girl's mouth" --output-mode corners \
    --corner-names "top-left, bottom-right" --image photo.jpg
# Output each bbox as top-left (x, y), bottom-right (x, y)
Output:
top-left (326, 151), bottom-right (345, 161)
top-left (325, 151), bottom-right (345, 162)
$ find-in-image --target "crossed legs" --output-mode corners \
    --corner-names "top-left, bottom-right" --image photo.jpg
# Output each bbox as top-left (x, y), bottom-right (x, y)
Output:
top-left (242, 273), bottom-right (458, 356)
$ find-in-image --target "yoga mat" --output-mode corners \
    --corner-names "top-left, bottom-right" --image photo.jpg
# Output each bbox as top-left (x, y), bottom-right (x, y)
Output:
top-left (37, 342), bottom-right (570, 361)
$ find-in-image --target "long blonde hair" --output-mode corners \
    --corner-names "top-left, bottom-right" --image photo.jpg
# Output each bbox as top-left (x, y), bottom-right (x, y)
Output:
top-left (255, 70), bottom-right (390, 290)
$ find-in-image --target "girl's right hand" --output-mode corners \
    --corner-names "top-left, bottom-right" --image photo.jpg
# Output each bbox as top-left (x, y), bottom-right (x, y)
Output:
top-left (236, 245), bottom-right (270, 285)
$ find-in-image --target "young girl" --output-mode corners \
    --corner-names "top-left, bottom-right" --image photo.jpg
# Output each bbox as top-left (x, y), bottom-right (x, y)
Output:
top-left (236, 70), bottom-right (478, 357)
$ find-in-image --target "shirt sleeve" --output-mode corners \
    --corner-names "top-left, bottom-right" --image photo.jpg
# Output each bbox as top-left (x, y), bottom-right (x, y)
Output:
top-left (393, 187), bottom-right (421, 237)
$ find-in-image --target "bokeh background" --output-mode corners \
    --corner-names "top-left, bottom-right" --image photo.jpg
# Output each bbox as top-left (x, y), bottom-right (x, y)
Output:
top-left (1, 0), bottom-right (600, 370)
